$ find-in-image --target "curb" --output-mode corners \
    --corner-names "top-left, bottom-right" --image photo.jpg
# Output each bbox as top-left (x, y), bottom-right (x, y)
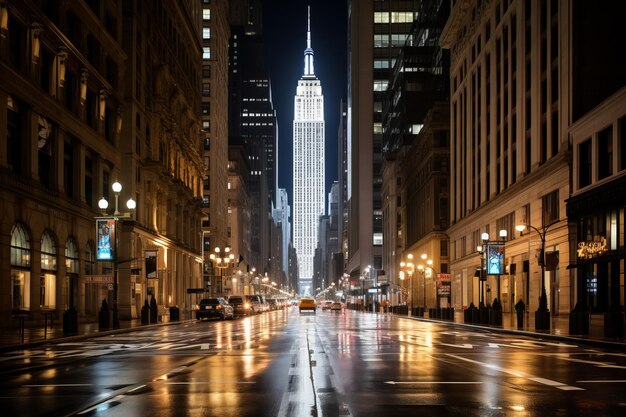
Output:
top-left (394, 313), bottom-right (626, 350)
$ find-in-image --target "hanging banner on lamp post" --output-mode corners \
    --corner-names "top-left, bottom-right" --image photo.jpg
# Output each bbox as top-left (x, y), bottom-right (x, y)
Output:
top-left (96, 218), bottom-right (116, 261)
top-left (486, 243), bottom-right (505, 275)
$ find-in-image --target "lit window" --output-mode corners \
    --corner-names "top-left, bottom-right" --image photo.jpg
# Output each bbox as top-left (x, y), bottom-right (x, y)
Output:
top-left (374, 34), bottom-right (389, 47)
top-left (203, 27), bottom-right (211, 39)
top-left (391, 34), bottom-right (408, 46)
top-left (391, 11), bottom-right (414, 23)
top-left (203, 9), bottom-right (211, 20)
top-left (373, 123), bottom-right (383, 134)
top-left (203, 47), bottom-right (210, 59)
top-left (411, 124), bottom-right (423, 134)
top-left (374, 59), bottom-right (389, 69)
top-left (374, 12), bottom-right (389, 23)
top-left (373, 80), bottom-right (388, 91)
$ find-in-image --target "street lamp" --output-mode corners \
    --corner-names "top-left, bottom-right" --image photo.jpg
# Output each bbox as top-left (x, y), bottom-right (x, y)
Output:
top-left (476, 230), bottom-right (508, 307)
top-left (96, 181), bottom-right (136, 329)
top-left (400, 254), bottom-right (415, 315)
top-left (209, 246), bottom-right (235, 295)
top-left (516, 221), bottom-right (558, 331)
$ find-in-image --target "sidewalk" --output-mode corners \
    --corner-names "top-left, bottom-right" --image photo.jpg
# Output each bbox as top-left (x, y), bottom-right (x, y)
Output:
top-left (0, 312), bottom-right (195, 353)
top-left (397, 309), bottom-right (626, 349)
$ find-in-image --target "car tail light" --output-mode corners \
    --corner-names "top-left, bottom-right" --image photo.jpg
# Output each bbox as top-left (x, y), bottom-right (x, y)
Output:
top-left (195, 305), bottom-right (200, 311)
top-left (244, 303), bottom-right (250, 309)
top-left (216, 305), bottom-right (222, 310)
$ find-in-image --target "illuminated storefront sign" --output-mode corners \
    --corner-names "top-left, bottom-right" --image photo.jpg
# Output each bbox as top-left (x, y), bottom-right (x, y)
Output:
top-left (577, 237), bottom-right (607, 259)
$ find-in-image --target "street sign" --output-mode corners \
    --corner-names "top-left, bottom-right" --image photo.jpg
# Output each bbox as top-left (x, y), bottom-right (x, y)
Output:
top-left (84, 274), bottom-right (114, 284)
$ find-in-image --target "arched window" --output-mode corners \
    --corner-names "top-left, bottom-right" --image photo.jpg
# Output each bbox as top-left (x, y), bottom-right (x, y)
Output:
top-left (85, 240), bottom-right (95, 275)
top-left (41, 231), bottom-right (57, 271)
top-left (40, 231), bottom-right (57, 308)
top-left (65, 237), bottom-right (79, 274)
top-left (10, 223), bottom-right (31, 310)
top-left (10, 223), bottom-right (31, 267)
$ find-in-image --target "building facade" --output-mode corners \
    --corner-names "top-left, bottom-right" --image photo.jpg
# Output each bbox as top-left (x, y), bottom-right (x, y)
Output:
top-left (201, 0), bottom-right (231, 294)
top-left (293, 7), bottom-right (325, 293)
top-left (441, 0), bottom-right (572, 314)
top-left (381, 0), bottom-right (451, 309)
top-left (346, 0), bottom-right (420, 300)
top-left (1, 1), bottom-right (205, 325)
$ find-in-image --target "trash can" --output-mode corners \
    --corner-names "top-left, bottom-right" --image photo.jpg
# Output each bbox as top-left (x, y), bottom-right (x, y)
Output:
top-left (169, 306), bottom-right (180, 322)
top-left (515, 299), bottom-right (525, 329)
top-left (63, 307), bottom-right (79, 335)
top-left (99, 300), bottom-right (110, 330)
top-left (150, 298), bottom-right (158, 324)
top-left (141, 300), bottom-right (150, 325)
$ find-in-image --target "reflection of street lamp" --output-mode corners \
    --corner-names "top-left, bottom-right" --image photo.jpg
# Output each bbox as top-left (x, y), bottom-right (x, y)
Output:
top-left (516, 221), bottom-right (558, 331)
top-left (97, 181), bottom-right (136, 329)
top-left (210, 246), bottom-right (235, 295)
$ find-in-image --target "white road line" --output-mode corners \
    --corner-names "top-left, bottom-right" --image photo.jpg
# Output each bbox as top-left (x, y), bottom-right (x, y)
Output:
top-left (127, 384), bottom-right (147, 392)
top-left (385, 381), bottom-right (483, 385)
top-left (446, 353), bottom-right (584, 391)
top-left (23, 384), bottom-right (92, 387)
top-left (165, 381), bottom-right (256, 385)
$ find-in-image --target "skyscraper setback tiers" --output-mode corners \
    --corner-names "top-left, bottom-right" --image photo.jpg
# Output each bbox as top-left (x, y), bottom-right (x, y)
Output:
top-left (293, 7), bottom-right (325, 294)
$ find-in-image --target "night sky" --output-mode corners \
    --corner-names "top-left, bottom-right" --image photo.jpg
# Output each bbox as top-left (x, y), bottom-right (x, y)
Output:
top-left (262, 0), bottom-right (347, 208)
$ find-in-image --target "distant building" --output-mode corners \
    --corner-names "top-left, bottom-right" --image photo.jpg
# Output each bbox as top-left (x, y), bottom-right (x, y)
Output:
top-left (293, 7), bottom-right (325, 293)
top-left (228, 0), bottom-right (278, 282)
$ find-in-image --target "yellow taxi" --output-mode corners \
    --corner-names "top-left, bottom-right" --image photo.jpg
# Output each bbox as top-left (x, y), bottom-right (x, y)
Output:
top-left (298, 297), bottom-right (316, 313)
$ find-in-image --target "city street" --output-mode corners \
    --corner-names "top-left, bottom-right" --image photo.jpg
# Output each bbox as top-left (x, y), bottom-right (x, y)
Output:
top-left (0, 308), bottom-right (624, 417)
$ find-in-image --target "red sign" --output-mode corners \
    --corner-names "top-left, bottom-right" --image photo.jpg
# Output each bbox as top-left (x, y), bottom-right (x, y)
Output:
top-left (84, 274), bottom-right (114, 284)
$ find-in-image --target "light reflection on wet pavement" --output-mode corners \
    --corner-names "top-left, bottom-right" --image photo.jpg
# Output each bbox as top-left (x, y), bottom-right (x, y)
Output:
top-left (0, 308), bottom-right (624, 416)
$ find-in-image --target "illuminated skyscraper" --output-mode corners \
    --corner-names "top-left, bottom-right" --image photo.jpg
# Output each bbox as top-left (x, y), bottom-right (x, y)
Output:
top-left (293, 7), bottom-right (325, 292)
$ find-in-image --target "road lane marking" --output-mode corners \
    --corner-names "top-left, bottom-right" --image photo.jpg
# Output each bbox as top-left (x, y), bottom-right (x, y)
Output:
top-left (127, 384), bottom-right (147, 392)
top-left (385, 381), bottom-right (483, 385)
top-left (23, 384), bottom-right (93, 387)
top-left (446, 353), bottom-right (584, 391)
top-left (440, 343), bottom-right (474, 349)
top-left (165, 381), bottom-right (256, 384)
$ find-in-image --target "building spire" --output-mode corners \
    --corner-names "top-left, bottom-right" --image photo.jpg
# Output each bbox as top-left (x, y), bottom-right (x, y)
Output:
top-left (303, 5), bottom-right (315, 77)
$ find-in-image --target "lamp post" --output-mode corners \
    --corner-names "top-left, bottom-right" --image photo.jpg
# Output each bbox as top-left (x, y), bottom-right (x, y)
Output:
top-left (209, 246), bottom-right (235, 295)
top-left (97, 181), bottom-right (136, 329)
top-left (516, 221), bottom-right (558, 331)
top-left (400, 254), bottom-right (415, 315)
top-left (476, 230), bottom-right (508, 307)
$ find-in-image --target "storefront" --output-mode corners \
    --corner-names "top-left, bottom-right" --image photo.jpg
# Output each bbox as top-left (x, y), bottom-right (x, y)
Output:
top-left (567, 176), bottom-right (626, 337)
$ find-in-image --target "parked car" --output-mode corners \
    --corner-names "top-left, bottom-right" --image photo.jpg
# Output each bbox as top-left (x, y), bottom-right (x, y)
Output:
top-left (228, 295), bottom-right (251, 316)
top-left (245, 295), bottom-right (265, 314)
top-left (321, 300), bottom-right (333, 311)
top-left (299, 297), bottom-right (316, 313)
top-left (330, 302), bottom-right (343, 312)
top-left (196, 298), bottom-right (234, 320)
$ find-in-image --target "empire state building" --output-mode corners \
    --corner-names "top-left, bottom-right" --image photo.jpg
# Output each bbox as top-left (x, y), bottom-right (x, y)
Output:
top-left (293, 7), bottom-right (325, 293)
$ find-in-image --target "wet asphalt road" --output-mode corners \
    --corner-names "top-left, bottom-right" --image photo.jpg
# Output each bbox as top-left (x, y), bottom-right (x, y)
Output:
top-left (0, 307), bottom-right (625, 417)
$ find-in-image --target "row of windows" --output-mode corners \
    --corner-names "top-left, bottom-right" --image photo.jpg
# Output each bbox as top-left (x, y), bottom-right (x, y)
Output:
top-left (10, 223), bottom-right (91, 310)
top-left (374, 34), bottom-right (409, 47)
top-left (374, 11), bottom-right (415, 24)
top-left (578, 116), bottom-right (626, 189)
